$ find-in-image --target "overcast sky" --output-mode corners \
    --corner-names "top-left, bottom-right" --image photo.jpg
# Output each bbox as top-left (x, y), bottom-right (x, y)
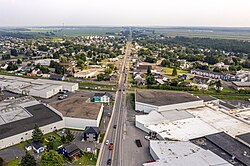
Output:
top-left (0, 0), bottom-right (250, 27)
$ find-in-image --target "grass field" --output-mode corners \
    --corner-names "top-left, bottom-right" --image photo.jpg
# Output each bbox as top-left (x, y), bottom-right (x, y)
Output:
top-left (153, 28), bottom-right (250, 41)
top-left (27, 27), bottom-right (122, 37)
top-left (7, 158), bottom-right (20, 166)
top-left (73, 152), bottom-right (97, 165)
top-left (165, 67), bottom-right (188, 77)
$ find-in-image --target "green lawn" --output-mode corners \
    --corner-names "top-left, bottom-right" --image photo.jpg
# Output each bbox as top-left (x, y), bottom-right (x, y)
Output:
top-left (7, 158), bottom-right (20, 166)
top-left (165, 67), bottom-right (188, 76)
top-left (73, 152), bottom-right (97, 165)
top-left (79, 82), bottom-right (117, 88)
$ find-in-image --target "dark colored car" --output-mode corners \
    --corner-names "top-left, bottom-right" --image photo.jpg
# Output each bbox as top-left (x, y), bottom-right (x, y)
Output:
top-left (113, 125), bottom-right (117, 129)
top-left (107, 159), bottom-right (112, 165)
top-left (109, 143), bottom-right (113, 150)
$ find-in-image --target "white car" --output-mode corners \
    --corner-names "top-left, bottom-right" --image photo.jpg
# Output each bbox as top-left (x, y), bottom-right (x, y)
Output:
top-left (105, 140), bottom-right (109, 145)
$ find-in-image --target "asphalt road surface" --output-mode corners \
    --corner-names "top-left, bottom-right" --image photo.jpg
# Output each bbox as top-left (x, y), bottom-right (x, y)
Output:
top-left (97, 37), bottom-right (131, 166)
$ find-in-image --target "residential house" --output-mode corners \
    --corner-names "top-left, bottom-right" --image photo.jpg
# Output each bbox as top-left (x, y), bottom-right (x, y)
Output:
top-left (134, 74), bottom-right (146, 86)
top-left (32, 142), bottom-right (44, 153)
top-left (192, 76), bottom-right (212, 84)
top-left (82, 126), bottom-right (99, 141)
top-left (178, 74), bottom-right (188, 80)
top-left (58, 144), bottom-right (81, 160)
top-left (92, 92), bottom-right (112, 103)
top-left (191, 69), bottom-right (236, 81)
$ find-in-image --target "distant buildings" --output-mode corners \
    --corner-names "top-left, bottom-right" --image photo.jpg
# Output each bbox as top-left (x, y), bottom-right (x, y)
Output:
top-left (232, 81), bottom-right (250, 90)
top-left (92, 92), bottom-right (112, 103)
top-left (0, 75), bottom-right (78, 98)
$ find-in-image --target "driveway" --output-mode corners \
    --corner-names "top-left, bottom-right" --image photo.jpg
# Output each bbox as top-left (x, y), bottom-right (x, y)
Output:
top-left (0, 145), bottom-right (25, 161)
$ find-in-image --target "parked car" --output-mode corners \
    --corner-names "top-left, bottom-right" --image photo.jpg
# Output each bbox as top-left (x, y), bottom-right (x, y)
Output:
top-left (109, 143), bottom-right (113, 150)
top-left (135, 139), bottom-right (142, 147)
top-left (113, 125), bottom-right (117, 129)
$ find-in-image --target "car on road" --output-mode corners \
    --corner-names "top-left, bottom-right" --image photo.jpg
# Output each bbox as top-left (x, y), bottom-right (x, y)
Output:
top-left (113, 124), bottom-right (117, 129)
top-left (105, 140), bottom-right (109, 145)
top-left (135, 139), bottom-right (142, 147)
top-left (107, 158), bottom-right (112, 165)
top-left (109, 143), bottom-right (113, 150)
top-left (119, 89), bottom-right (121, 91)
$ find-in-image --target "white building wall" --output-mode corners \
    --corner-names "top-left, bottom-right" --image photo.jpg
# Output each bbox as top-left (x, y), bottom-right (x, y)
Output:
top-left (64, 104), bottom-right (104, 129)
top-left (149, 144), bottom-right (160, 161)
top-left (0, 120), bottom-right (64, 150)
top-left (136, 100), bottom-right (204, 113)
top-left (96, 104), bottom-right (104, 127)
top-left (135, 119), bottom-right (151, 133)
top-left (101, 96), bottom-right (110, 103)
top-left (64, 117), bottom-right (98, 130)
top-left (135, 102), bottom-right (158, 113)
top-left (158, 100), bottom-right (204, 112)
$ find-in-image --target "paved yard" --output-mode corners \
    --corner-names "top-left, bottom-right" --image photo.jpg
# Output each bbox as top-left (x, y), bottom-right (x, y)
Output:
top-left (0, 145), bottom-right (25, 161)
top-left (122, 93), bottom-right (153, 166)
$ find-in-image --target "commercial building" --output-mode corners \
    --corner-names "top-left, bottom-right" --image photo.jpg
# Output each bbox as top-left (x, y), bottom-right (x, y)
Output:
top-left (135, 90), bottom-right (203, 113)
top-left (143, 140), bottom-right (231, 166)
top-left (232, 81), bottom-right (250, 90)
top-left (0, 96), bottom-right (64, 149)
top-left (192, 132), bottom-right (250, 166)
top-left (0, 95), bottom-right (104, 150)
top-left (135, 90), bottom-right (250, 141)
top-left (73, 69), bottom-right (99, 78)
top-left (50, 97), bottom-right (103, 130)
top-left (0, 75), bottom-right (78, 98)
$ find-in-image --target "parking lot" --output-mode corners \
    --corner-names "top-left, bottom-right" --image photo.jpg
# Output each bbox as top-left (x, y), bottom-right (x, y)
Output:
top-left (0, 145), bottom-right (25, 161)
top-left (122, 94), bottom-right (153, 166)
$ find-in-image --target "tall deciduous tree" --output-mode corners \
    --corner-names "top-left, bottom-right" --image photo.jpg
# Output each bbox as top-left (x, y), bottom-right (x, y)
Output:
top-left (20, 152), bottom-right (36, 166)
top-left (172, 67), bottom-right (178, 76)
top-left (40, 150), bottom-right (63, 166)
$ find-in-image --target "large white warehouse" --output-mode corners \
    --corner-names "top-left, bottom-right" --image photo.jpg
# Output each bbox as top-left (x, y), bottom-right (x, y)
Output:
top-left (0, 96), bottom-right (103, 150)
top-left (135, 90), bottom-right (204, 113)
top-left (0, 75), bottom-right (78, 98)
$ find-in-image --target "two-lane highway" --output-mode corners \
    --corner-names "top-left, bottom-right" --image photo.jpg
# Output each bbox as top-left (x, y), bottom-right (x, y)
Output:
top-left (97, 37), bottom-right (131, 166)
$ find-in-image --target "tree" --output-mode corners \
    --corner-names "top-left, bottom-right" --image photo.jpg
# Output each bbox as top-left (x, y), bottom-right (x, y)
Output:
top-left (32, 124), bottom-right (44, 143)
top-left (104, 68), bottom-right (112, 75)
top-left (59, 55), bottom-right (68, 63)
top-left (60, 135), bottom-right (66, 144)
top-left (10, 49), bottom-right (18, 56)
top-left (66, 130), bottom-right (74, 143)
top-left (0, 157), bottom-right (4, 166)
top-left (6, 62), bottom-right (18, 71)
top-left (20, 152), bottom-right (36, 166)
top-left (172, 67), bottom-right (178, 76)
top-left (47, 140), bottom-right (54, 151)
top-left (40, 150), bottom-right (63, 166)
top-left (97, 73), bottom-right (105, 81)
top-left (147, 66), bottom-right (151, 76)
top-left (17, 59), bottom-right (22, 65)
top-left (146, 75), bottom-right (156, 85)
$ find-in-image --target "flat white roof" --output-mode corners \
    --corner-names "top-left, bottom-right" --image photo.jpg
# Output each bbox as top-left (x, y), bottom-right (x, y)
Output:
top-left (137, 106), bottom-right (250, 141)
top-left (144, 141), bottom-right (231, 166)
top-left (186, 106), bottom-right (250, 136)
top-left (147, 117), bottom-right (218, 141)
